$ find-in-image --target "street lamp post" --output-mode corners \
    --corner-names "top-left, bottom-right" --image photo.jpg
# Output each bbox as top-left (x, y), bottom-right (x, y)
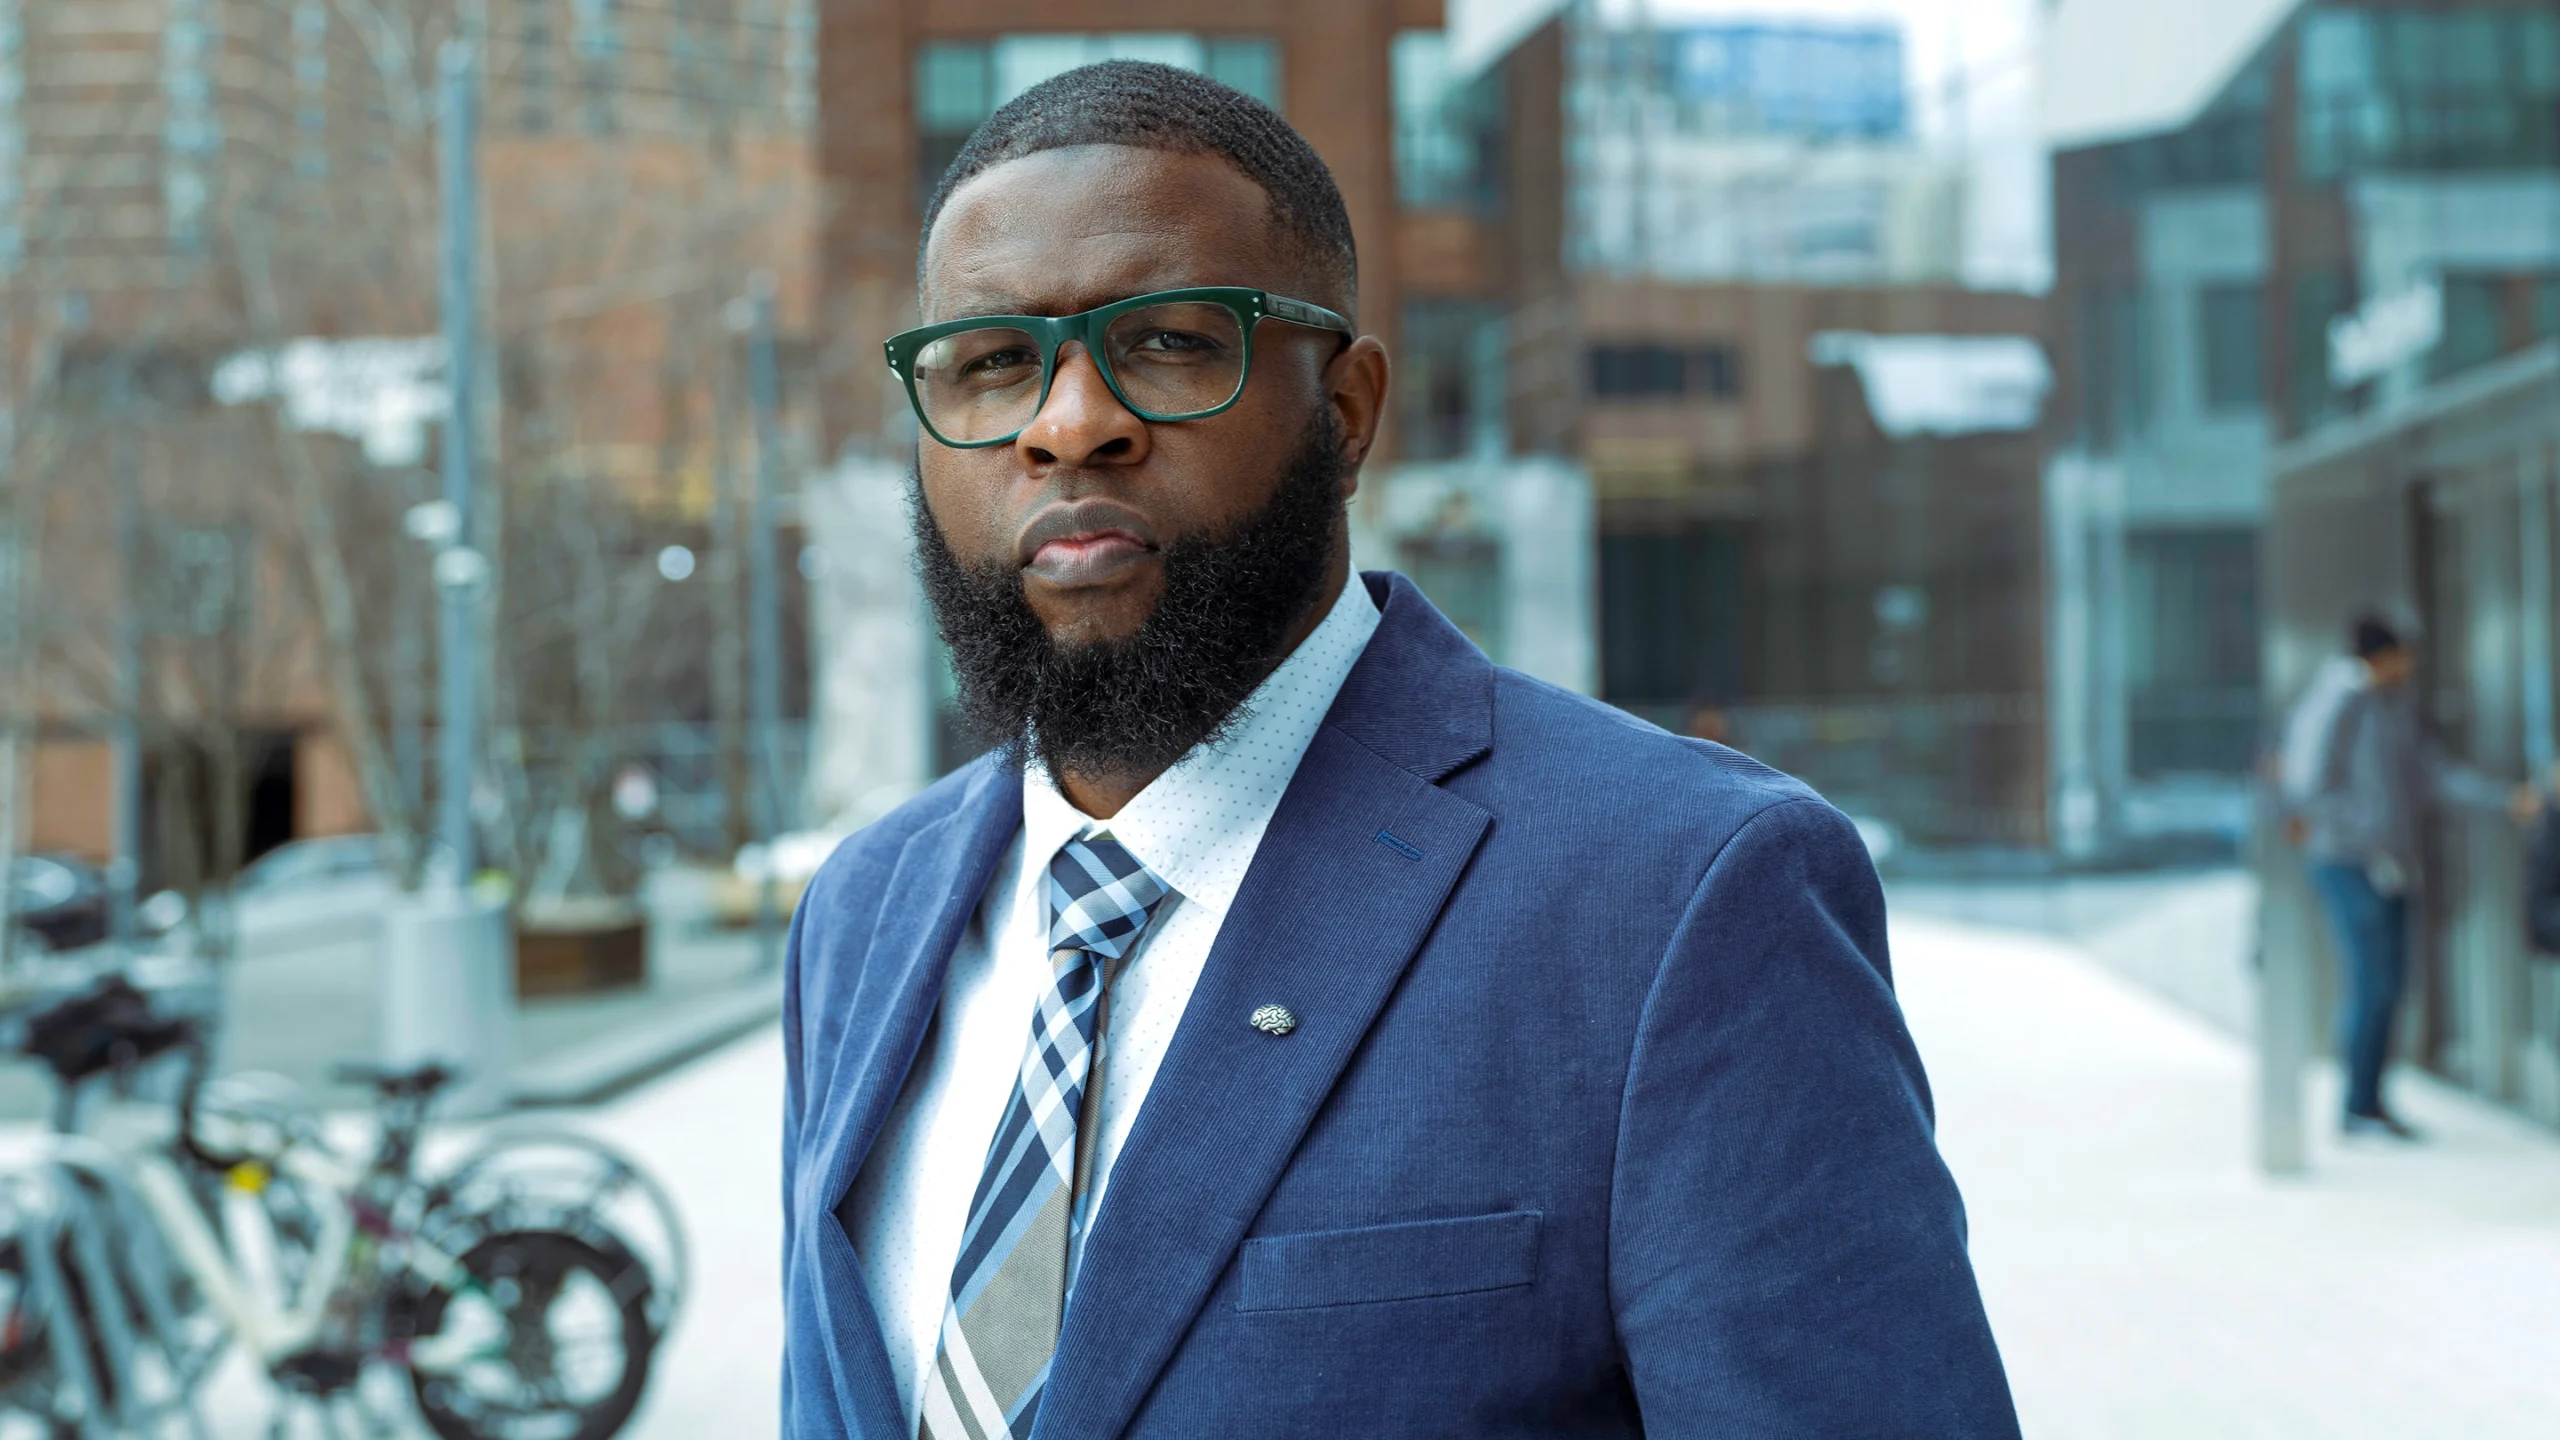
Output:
top-left (743, 274), bottom-right (788, 970)
top-left (381, 40), bottom-right (509, 1116)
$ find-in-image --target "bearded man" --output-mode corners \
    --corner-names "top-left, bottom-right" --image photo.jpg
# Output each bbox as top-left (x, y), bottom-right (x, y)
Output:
top-left (780, 61), bottom-right (2018, 1440)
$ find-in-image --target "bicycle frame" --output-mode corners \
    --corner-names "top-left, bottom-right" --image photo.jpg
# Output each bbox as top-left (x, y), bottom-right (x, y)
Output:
top-left (53, 1115), bottom-right (487, 1377)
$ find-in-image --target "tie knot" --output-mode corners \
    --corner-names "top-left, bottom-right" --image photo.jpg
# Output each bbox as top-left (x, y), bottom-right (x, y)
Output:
top-left (1047, 832), bottom-right (1170, 962)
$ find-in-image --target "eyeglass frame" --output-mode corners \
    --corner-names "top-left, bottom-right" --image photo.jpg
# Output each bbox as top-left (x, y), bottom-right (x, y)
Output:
top-left (881, 286), bottom-right (1355, 450)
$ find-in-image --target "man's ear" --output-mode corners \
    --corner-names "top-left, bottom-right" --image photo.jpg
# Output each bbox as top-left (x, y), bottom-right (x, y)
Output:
top-left (1326, 336), bottom-right (1390, 473)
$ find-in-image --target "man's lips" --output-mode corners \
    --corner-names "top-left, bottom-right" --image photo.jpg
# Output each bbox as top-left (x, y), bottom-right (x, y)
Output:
top-left (1027, 530), bottom-right (1151, 585)
top-left (1015, 500), bottom-right (1160, 586)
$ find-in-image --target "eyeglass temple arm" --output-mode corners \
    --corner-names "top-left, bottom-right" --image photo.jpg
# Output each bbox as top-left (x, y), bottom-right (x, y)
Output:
top-left (1265, 294), bottom-right (1354, 336)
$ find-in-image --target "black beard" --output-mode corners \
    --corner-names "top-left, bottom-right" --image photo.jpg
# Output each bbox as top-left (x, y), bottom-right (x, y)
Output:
top-left (911, 414), bottom-right (1347, 783)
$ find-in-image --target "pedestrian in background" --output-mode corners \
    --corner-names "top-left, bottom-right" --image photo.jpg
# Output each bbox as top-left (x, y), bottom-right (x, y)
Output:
top-left (2279, 613), bottom-right (2540, 1139)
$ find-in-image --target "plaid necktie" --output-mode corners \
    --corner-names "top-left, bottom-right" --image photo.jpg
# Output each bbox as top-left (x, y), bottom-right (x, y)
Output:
top-left (917, 831), bottom-right (1169, 1440)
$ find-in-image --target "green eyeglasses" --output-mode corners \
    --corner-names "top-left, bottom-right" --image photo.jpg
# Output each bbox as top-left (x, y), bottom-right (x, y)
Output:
top-left (882, 286), bottom-right (1354, 449)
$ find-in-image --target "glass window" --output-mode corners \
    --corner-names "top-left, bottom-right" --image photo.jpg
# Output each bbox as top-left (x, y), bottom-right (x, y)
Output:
top-left (2299, 10), bottom-right (2371, 100)
top-left (1600, 527), bottom-right (1747, 708)
top-left (1394, 30), bottom-right (1506, 211)
top-left (2432, 273), bottom-right (2505, 380)
top-left (2125, 528), bottom-right (2260, 777)
top-left (2523, 10), bottom-right (2560, 97)
top-left (994, 34), bottom-right (1205, 109)
top-left (1399, 301), bottom-right (1499, 461)
top-left (2289, 270), bottom-right (2352, 434)
top-left (1206, 38), bottom-right (1281, 108)
top-left (917, 43), bottom-right (993, 133)
top-left (2298, 5), bottom-right (2560, 177)
top-left (1587, 343), bottom-right (1741, 400)
top-left (917, 34), bottom-right (1285, 206)
top-left (2199, 284), bottom-right (2262, 412)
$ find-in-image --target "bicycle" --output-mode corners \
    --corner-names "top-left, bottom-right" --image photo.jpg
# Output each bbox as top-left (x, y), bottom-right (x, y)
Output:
top-left (0, 974), bottom-right (688, 1440)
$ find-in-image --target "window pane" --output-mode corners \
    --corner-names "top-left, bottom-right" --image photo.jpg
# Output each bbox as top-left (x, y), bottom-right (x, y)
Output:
top-left (2432, 274), bottom-right (2504, 380)
top-left (1600, 527), bottom-right (1746, 708)
top-left (2298, 11), bottom-right (2370, 100)
top-left (2523, 10), bottom-right (2560, 97)
top-left (1394, 29), bottom-right (1505, 211)
top-left (1206, 38), bottom-right (1281, 108)
top-left (2199, 283), bottom-right (2262, 411)
top-left (916, 43), bottom-right (992, 134)
top-left (1400, 300), bottom-right (1499, 461)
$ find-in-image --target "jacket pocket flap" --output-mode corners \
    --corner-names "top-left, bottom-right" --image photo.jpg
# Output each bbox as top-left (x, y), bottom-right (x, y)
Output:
top-left (1239, 1210), bottom-right (1542, 1312)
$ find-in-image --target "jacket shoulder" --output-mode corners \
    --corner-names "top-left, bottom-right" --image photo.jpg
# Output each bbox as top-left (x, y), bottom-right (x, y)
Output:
top-left (1481, 666), bottom-right (1827, 827)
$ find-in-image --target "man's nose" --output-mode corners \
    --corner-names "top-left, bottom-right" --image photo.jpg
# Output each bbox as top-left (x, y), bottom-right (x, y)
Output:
top-left (1016, 342), bottom-right (1150, 470)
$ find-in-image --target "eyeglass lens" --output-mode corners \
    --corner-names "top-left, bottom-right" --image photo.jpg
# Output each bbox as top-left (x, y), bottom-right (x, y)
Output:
top-left (910, 301), bottom-right (1248, 443)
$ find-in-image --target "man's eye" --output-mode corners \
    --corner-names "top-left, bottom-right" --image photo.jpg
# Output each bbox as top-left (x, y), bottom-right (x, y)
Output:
top-left (958, 348), bottom-right (1037, 380)
top-left (1130, 329), bottom-right (1223, 357)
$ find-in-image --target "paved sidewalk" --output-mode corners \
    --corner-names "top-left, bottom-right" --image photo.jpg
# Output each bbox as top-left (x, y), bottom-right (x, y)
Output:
top-left (207, 905), bottom-right (2560, 1435)
top-left (1897, 913), bottom-right (2560, 1439)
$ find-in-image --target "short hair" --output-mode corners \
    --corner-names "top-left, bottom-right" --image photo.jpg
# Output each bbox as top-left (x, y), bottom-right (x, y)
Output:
top-left (2350, 612), bottom-right (2404, 659)
top-left (918, 60), bottom-right (1359, 319)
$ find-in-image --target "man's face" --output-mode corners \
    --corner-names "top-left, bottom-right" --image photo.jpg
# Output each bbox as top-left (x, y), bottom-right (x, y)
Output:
top-left (908, 144), bottom-right (1389, 785)
top-left (914, 144), bottom-right (1369, 649)
top-left (2367, 646), bottom-right (2415, 690)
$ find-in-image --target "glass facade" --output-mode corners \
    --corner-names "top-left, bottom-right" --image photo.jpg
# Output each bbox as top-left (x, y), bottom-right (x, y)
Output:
top-left (1392, 30), bottom-right (1506, 212)
top-left (2199, 283), bottom-right (2263, 412)
top-left (913, 35), bottom-right (1283, 211)
top-left (1397, 300), bottom-right (1502, 462)
top-left (2299, 5), bottom-right (2560, 179)
top-left (2126, 529), bottom-right (2260, 777)
top-left (1586, 342), bottom-right (1741, 401)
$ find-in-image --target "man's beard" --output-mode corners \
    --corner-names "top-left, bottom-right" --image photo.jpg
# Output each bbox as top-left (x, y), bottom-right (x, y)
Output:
top-left (911, 413), bottom-right (1348, 783)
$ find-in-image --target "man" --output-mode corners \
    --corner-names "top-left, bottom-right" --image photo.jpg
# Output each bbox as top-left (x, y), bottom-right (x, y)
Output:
top-left (2280, 613), bottom-right (2537, 1139)
top-left (783, 61), bottom-right (2015, 1439)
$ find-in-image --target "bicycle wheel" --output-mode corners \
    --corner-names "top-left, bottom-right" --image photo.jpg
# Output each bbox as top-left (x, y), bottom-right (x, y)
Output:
top-left (407, 1229), bottom-right (656, 1440)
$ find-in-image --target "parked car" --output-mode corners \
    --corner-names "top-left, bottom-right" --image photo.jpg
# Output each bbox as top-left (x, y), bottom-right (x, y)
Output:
top-left (233, 834), bottom-right (399, 955)
top-left (234, 834), bottom-right (395, 897)
top-left (7, 853), bottom-right (111, 953)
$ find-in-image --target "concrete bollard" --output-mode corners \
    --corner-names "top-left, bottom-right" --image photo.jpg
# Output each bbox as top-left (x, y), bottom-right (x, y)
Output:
top-left (380, 890), bottom-right (512, 1117)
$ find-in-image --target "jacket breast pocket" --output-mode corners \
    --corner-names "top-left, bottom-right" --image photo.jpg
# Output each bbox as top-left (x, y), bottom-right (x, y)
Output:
top-left (1237, 1210), bottom-right (1542, 1313)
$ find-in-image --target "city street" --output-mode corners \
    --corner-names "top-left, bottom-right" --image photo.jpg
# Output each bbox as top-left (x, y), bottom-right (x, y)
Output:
top-left (173, 895), bottom-right (2560, 1436)
top-left (563, 905), bottom-right (2560, 1439)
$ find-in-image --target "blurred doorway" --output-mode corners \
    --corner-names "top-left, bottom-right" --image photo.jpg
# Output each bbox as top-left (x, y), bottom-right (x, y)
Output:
top-left (1599, 523), bottom-right (1747, 720)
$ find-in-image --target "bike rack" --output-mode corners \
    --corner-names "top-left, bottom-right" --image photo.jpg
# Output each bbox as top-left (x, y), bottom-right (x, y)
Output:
top-left (0, 1150), bottom-right (219, 1440)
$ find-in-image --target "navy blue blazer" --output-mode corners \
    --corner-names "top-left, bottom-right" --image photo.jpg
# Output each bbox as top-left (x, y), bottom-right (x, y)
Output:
top-left (782, 572), bottom-right (2018, 1438)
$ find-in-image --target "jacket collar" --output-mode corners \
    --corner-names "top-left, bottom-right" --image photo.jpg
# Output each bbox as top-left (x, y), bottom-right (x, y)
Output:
top-left (1329, 570), bottom-right (1495, 783)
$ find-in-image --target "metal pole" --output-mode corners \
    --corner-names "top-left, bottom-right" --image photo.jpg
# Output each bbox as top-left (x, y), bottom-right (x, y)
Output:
top-left (393, 507), bottom-right (424, 828)
top-left (746, 272), bottom-right (786, 967)
top-left (437, 39), bottom-right (481, 884)
top-left (377, 39), bottom-right (510, 1117)
top-left (111, 429), bottom-right (142, 945)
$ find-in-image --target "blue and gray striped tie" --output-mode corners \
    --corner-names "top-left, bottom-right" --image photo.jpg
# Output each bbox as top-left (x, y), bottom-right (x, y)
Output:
top-left (917, 831), bottom-right (1169, 1440)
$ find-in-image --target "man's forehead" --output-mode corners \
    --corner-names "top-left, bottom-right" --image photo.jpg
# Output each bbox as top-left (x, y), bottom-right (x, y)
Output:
top-left (922, 145), bottom-right (1292, 320)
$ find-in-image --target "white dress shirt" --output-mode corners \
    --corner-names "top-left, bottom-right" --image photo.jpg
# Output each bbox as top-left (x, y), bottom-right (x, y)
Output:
top-left (843, 577), bottom-right (1382, 1425)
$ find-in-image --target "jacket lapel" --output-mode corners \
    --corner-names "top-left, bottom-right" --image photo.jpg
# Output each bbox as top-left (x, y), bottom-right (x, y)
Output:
top-left (802, 760), bottom-right (1023, 1434)
top-left (1036, 573), bottom-right (1496, 1439)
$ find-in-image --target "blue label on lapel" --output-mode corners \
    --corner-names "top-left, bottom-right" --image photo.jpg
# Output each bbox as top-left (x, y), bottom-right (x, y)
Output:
top-left (1373, 829), bottom-right (1425, 862)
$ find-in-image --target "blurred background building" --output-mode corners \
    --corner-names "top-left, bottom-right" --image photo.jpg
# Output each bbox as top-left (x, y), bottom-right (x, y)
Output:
top-left (1, 1), bottom-right (823, 926)
top-left (6, 0), bottom-right (2558, 1124)
top-left (2044, 0), bottom-right (2560, 861)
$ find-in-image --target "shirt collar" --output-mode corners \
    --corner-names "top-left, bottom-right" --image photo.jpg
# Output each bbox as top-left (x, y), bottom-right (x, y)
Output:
top-left (1024, 576), bottom-right (1382, 918)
